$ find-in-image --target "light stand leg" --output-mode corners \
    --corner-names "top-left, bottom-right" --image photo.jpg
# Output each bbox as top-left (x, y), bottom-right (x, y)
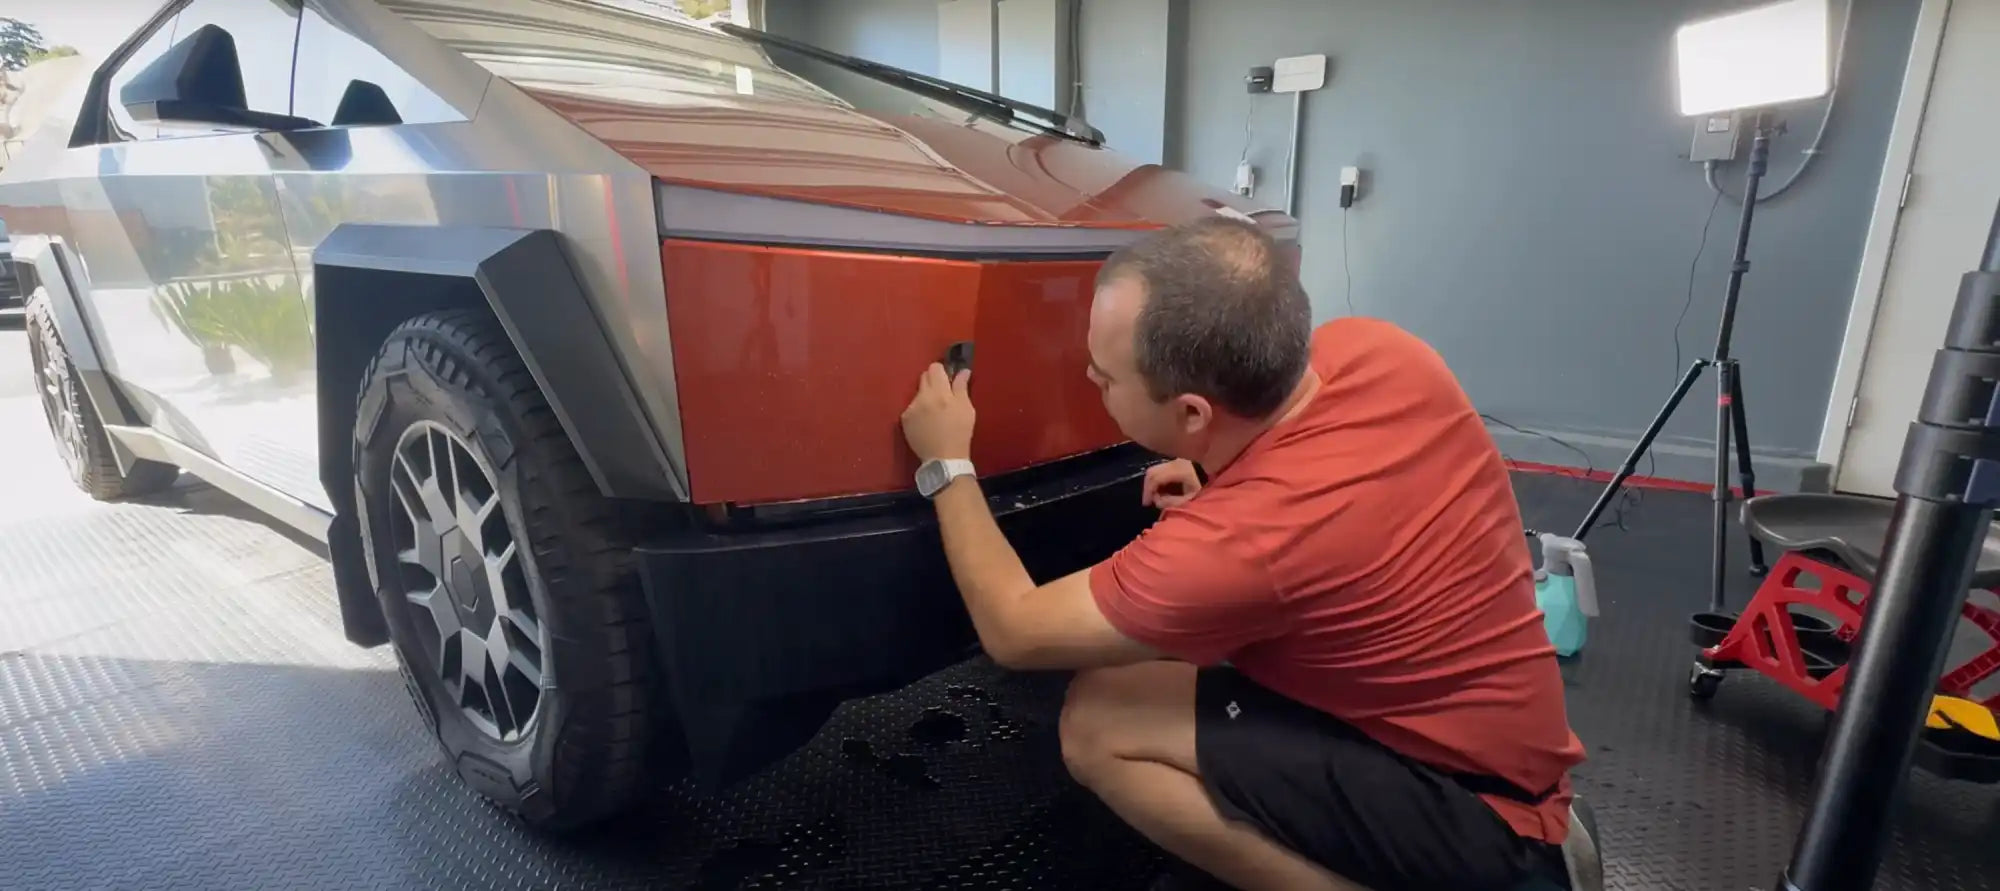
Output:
top-left (1779, 203), bottom-right (2000, 891)
top-left (1711, 359), bottom-right (1736, 613)
top-left (1728, 368), bottom-right (1769, 575)
top-left (1571, 360), bottom-right (1709, 538)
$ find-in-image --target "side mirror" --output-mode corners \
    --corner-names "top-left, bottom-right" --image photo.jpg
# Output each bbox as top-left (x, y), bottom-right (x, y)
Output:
top-left (120, 24), bottom-right (317, 132)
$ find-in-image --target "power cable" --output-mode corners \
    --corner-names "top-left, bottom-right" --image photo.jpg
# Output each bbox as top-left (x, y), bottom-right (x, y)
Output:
top-left (1237, 100), bottom-right (1257, 164)
top-left (1673, 189), bottom-right (1726, 383)
top-left (1341, 208), bottom-right (1356, 315)
top-left (1481, 413), bottom-right (1642, 533)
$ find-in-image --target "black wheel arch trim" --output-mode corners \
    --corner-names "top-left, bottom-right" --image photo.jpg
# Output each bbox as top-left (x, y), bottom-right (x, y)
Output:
top-left (314, 224), bottom-right (683, 648)
top-left (312, 224), bottom-right (684, 503)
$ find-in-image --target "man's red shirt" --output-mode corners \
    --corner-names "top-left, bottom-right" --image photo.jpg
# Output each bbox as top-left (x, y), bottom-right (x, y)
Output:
top-left (1089, 317), bottom-right (1586, 843)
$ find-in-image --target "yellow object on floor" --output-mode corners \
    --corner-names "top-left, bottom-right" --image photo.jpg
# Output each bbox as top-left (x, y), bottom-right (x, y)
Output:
top-left (1926, 696), bottom-right (2000, 741)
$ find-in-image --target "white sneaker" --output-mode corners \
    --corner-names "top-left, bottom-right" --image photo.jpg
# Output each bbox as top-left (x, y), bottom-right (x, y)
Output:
top-left (1562, 795), bottom-right (1605, 891)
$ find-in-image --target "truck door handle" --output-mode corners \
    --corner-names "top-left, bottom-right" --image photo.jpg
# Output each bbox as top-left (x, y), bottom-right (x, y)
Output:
top-left (942, 341), bottom-right (974, 376)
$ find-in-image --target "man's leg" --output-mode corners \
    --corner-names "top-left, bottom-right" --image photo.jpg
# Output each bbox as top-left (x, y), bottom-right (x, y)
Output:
top-left (1059, 661), bottom-right (1370, 891)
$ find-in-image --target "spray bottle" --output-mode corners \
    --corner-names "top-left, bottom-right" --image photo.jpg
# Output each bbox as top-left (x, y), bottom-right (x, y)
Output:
top-left (1533, 533), bottom-right (1599, 657)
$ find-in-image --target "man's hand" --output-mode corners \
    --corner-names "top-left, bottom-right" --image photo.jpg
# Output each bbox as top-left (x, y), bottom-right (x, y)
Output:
top-left (1142, 458), bottom-right (1203, 509)
top-left (902, 362), bottom-right (975, 462)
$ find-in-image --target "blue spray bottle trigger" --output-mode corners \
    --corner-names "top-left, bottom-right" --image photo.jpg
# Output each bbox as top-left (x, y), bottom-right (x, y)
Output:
top-left (1533, 533), bottom-right (1596, 657)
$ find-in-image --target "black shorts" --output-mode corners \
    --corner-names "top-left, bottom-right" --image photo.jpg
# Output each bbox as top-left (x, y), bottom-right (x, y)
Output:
top-left (1195, 667), bottom-right (1570, 891)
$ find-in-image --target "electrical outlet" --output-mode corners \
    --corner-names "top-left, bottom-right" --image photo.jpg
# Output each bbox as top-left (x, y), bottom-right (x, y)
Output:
top-left (1235, 161), bottom-right (1256, 197)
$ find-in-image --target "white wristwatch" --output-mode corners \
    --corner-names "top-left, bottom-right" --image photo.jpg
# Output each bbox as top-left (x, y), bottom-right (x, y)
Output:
top-left (915, 458), bottom-right (976, 498)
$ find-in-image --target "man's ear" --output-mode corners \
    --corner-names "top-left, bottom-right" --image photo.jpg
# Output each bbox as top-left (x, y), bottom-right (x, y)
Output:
top-left (1173, 393), bottom-right (1214, 435)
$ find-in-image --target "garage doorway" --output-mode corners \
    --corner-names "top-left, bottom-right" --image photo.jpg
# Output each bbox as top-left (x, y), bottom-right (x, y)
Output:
top-left (1828, 0), bottom-right (2000, 496)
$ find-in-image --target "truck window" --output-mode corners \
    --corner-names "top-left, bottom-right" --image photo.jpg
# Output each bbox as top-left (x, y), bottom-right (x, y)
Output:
top-left (102, 14), bottom-right (183, 142)
top-left (154, 0), bottom-right (303, 138)
top-left (292, 7), bottom-right (462, 128)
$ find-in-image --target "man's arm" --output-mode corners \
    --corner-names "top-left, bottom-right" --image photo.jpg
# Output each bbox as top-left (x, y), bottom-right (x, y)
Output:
top-left (900, 361), bottom-right (1273, 670)
top-left (930, 475), bottom-right (1160, 671)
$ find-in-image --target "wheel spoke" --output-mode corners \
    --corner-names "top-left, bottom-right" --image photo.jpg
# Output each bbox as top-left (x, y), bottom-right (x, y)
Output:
top-left (459, 630), bottom-right (494, 706)
top-left (484, 623), bottom-right (530, 731)
top-left (407, 583), bottom-right (460, 642)
top-left (396, 443), bottom-right (456, 534)
top-left (391, 453), bottom-right (425, 524)
top-left (483, 541), bottom-right (518, 612)
top-left (397, 540), bottom-right (443, 582)
top-left (466, 492), bottom-right (502, 549)
top-left (444, 436), bottom-right (463, 518)
top-left (505, 608), bottom-right (542, 647)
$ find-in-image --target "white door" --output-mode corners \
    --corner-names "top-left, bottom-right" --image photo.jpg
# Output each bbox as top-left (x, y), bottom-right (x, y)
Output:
top-left (1837, 0), bottom-right (2000, 496)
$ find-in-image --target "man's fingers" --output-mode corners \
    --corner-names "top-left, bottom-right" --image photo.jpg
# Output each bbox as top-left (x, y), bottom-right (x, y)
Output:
top-left (951, 367), bottom-right (972, 397)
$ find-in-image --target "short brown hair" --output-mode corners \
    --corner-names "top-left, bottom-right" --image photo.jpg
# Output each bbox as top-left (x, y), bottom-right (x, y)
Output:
top-left (1096, 216), bottom-right (1312, 419)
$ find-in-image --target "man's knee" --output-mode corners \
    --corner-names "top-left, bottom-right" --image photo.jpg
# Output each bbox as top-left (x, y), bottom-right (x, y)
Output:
top-left (1056, 663), bottom-right (1152, 783)
top-left (1061, 662), bottom-right (1199, 784)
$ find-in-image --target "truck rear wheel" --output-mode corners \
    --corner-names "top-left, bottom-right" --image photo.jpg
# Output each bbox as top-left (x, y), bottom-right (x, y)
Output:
top-left (24, 289), bottom-right (179, 500)
top-left (352, 309), bottom-right (664, 832)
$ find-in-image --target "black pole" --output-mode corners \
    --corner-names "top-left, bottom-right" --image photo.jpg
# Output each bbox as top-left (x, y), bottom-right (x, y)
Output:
top-left (1574, 114), bottom-right (1775, 591)
top-left (1707, 113), bottom-right (1771, 608)
top-left (1780, 200), bottom-right (2000, 891)
top-left (1709, 111), bottom-right (1768, 368)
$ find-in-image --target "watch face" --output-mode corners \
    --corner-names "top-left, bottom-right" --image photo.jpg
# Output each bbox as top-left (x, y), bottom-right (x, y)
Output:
top-left (917, 459), bottom-right (970, 496)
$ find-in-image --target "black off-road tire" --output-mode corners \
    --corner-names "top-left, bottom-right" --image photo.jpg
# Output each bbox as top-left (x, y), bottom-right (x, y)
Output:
top-left (353, 309), bottom-right (663, 832)
top-left (24, 289), bottom-right (179, 500)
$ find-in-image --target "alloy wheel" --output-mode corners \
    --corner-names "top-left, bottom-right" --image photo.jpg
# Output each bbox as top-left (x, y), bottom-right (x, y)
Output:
top-left (29, 310), bottom-right (87, 481)
top-left (388, 420), bottom-right (548, 742)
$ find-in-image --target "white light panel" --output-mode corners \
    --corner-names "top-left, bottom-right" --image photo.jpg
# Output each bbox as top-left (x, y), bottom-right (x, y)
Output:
top-left (1675, 0), bottom-right (1830, 116)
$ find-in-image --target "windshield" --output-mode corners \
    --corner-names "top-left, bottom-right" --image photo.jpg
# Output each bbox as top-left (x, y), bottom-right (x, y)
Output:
top-left (387, 0), bottom-right (1064, 141)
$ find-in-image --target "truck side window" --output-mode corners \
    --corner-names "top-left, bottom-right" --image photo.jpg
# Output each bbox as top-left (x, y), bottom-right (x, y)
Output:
top-left (292, 8), bottom-right (461, 128)
top-left (103, 14), bottom-right (182, 142)
top-left (154, 0), bottom-right (303, 138)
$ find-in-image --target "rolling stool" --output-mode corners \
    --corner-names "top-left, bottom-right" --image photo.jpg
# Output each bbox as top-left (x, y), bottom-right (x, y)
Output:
top-left (1685, 493), bottom-right (2000, 782)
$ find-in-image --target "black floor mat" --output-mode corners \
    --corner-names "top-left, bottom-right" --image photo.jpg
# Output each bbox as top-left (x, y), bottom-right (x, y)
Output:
top-left (2, 470), bottom-right (1997, 890)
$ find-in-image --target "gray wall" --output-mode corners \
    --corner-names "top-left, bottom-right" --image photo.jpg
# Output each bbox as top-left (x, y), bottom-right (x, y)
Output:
top-left (1079, 0), bottom-right (1186, 166)
top-left (761, 0), bottom-right (1923, 487)
top-left (765, 0), bottom-right (940, 74)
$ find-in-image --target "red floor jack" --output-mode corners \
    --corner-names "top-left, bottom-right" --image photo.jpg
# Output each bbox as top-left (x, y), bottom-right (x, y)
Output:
top-left (1687, 490), bottom-right (2000, 782)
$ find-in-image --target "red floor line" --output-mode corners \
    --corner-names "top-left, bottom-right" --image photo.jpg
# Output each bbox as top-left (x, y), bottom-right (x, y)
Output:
top-left (1505, 459), bottom-right (1774, 497)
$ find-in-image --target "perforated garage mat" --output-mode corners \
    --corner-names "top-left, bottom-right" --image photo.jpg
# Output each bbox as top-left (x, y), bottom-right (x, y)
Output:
top-left (2, 388), bottom-right (1998, 887)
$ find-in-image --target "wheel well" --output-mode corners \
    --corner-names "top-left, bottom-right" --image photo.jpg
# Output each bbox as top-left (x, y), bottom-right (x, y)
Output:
top-left (315, 264), bottom-right (486, 646)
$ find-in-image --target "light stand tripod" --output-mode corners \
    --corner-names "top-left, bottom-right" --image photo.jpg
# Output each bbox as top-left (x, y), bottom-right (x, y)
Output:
top-left (1572, 110), bottom-right (1782, 613)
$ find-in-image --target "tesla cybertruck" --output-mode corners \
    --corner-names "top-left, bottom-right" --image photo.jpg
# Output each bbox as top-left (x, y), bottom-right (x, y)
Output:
top-left (0, 0), bottom-right (1298, 830)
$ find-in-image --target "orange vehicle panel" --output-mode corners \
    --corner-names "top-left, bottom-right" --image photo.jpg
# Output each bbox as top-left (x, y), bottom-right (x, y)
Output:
top-left (664, 240), bottom-right (1125, 505)
top-left (965, 261), bottom-right (1126, 473)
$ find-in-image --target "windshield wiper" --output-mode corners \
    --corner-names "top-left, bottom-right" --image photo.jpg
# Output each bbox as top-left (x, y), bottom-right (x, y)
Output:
top-left (715, 22), bottom-right (1104, 146)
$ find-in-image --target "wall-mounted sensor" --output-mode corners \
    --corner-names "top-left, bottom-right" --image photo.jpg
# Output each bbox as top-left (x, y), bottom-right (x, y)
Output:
top-left (1339, 166), bottom-right (1361, 208)
top-left (1273, 54), bottom-right (1329, 94)
top-left (1246, 66), bottom-right (1274, 93)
